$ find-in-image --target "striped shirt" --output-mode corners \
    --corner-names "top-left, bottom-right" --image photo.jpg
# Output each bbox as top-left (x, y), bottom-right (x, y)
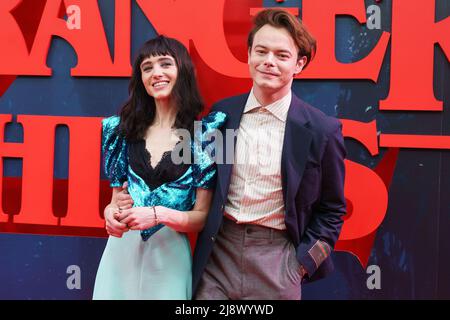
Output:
top-left (224, 89), bottom-right (291, 230)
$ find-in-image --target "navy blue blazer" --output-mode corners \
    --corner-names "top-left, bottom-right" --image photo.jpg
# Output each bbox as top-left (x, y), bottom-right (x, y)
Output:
top-left (192, 92), bottom-right (347, 293)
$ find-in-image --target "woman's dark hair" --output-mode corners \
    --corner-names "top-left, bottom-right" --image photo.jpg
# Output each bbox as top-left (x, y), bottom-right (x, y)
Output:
top-left (119, 35), bottom-right (204, 141)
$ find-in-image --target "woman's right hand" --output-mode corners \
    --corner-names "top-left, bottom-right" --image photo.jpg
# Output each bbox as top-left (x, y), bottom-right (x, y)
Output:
top-left (104, 204), bottom-right (129, 238)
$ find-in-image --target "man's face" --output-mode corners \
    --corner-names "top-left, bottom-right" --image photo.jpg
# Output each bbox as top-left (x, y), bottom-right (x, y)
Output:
top-left (248, 24), bottom-right (306, 96)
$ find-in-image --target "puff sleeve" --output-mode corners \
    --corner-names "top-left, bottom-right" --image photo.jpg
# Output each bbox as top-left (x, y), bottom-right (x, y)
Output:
top-left (102, 116), bottom-right (128, 188)
top-left (191, 111), bottom-right (227, 189)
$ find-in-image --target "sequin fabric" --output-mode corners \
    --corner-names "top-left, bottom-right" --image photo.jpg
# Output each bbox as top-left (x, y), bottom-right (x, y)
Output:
top-left (101, 111), bottom-right (227, 241)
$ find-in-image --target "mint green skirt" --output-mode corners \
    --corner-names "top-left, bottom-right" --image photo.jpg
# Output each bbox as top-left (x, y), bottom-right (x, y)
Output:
top-left (93, 227), bottom-right (192, 300)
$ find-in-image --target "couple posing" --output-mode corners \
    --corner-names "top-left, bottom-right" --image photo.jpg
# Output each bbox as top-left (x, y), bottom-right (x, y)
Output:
top-left (93, 9), bottom-right (346, 300)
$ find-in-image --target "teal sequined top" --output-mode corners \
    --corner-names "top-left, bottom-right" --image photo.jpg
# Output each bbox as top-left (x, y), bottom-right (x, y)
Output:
top-left (102, 111), bottom-right (227, 241)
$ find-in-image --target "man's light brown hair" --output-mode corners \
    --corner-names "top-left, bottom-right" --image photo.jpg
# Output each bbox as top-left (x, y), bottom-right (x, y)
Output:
top-left (247, 9), bottom-right (316, 69)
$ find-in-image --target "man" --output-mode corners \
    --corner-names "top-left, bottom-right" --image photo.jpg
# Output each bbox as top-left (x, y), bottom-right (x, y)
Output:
top-left (192, 9), bottom-right (346, 300)
top-left (116, 9), bottom-right (346, 300)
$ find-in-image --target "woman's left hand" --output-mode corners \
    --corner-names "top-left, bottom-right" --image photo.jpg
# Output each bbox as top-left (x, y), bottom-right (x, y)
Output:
top-left (116, 207), bottom-right (158, 230)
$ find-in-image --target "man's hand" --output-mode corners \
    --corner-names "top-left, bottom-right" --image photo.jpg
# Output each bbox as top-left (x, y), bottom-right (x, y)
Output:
top-left (117, 181), bottom-right (134, 210)
top-left (104, 204), bottom-right (129, 237)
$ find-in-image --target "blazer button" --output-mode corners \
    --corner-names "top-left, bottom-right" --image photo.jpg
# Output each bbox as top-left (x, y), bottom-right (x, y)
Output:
top-left (211, 236), bottom-right (215, 242)
top-left (220, 205), bottom-right (224, 212)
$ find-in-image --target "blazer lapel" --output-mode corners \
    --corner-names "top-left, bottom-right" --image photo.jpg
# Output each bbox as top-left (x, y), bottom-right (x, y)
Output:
top-left (281, 94), bottom-right (313, 213)
top-left (217, 94), bottom-right (249, 200)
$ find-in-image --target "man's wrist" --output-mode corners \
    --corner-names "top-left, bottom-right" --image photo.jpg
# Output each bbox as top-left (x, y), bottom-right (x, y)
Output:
top-left (299, 265), bottom-right (307, 278)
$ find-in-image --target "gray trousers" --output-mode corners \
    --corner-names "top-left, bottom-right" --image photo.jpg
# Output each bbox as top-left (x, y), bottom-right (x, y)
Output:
top-left (195, 217), bottom-right (303, 300)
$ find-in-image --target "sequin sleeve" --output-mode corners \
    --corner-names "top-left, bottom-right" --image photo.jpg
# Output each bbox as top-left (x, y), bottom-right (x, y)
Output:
top-left (192, 111), bottom-right (227, 189)
top-left (102, 116), bottom-right (128, 188)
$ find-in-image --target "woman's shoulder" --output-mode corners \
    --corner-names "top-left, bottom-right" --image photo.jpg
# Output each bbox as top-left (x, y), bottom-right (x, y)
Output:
top-left (199, 111), bottom-right (227, 131)
top-left (102, 115), bottom-right (120, 131)
top-left (101, 115), bottom-right (126, 151)
top-left (102, 115), bottom-right (123, 142)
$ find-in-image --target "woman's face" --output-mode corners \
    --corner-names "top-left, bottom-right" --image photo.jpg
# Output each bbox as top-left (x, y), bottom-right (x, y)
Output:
top-left (140, 54), bottom-right (178, 101)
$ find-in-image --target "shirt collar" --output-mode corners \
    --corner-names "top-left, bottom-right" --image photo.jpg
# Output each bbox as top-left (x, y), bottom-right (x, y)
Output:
top-left (244, 89), bottom-right (291, 122)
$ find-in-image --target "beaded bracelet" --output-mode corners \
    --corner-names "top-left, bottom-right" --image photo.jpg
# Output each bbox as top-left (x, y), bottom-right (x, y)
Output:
top-left (150, 206), bottom-right (159, 225)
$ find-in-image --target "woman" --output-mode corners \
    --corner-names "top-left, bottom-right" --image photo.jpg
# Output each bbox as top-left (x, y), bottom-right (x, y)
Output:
top-left (93, 35), bottom-right (226, 300)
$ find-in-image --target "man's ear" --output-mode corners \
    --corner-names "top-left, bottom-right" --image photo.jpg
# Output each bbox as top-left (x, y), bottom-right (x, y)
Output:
top-left (247, 48), bottom-right (251, 65)
top-left (294, 56), bottom-right (308, 76)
